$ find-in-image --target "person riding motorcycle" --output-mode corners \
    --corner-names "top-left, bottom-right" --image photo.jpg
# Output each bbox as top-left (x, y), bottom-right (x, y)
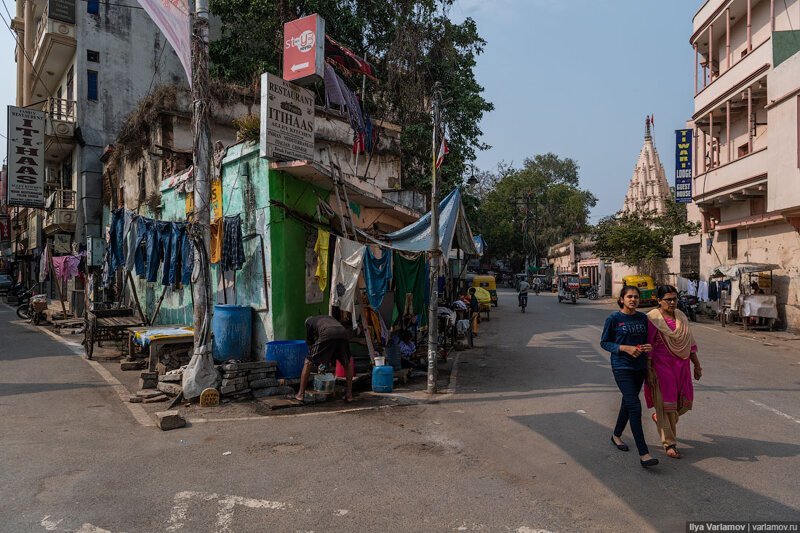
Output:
top-left (518, 279), bottom-right (530, 309)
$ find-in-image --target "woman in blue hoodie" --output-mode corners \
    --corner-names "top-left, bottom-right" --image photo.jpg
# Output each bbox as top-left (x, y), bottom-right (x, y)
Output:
top-left (600, 285), bottom-right (658, 468)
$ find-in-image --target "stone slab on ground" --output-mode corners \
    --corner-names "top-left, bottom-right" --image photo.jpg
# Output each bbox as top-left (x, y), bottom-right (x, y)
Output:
top-left (221, 361), bottom-right (275, 371)
top-left (159, 373), bottom-right (182, 383)
top-left (140, 377), bottom-right (158, 390)
top-left (155, 410), bottom-right (186, 430)
top-left (157, 382), bottom-right (183, 396)
top-left (257, 397), bottom-right (304, 410)
top-left (128, 395), bottom-right (143, 403)
top-left (220, 377), bottom-right (247, 387)
top-left (136, 389), bottom-right (164, 399)
top-left (142, 394), bottom-right (169, 403)
top-left (252, 386), bottom-right (295, 399)
top-left (120, 361), bottom-right (146, 371)
top-left (249, 378), bottom-right (278, 389)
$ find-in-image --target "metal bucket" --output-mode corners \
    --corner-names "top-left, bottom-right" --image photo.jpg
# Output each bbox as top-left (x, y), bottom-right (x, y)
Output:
top-left (313, 373), bottom-right (336, 393)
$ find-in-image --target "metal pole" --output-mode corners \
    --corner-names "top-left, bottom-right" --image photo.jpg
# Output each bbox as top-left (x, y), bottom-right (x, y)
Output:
top-left (427, 96), bottom-right (440, 395)
top-left (191, 0), bottom-right (213, 352)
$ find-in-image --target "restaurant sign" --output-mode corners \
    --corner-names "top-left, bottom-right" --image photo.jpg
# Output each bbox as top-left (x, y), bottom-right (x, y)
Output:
top-left (48, 0), bottom-right (76, 24)
top-left (259, 73), bottom-right (315, 162)
top-left (6, 106), bottom-right (45, 208)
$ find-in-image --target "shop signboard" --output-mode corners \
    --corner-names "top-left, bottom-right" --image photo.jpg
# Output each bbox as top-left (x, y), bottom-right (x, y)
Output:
top-left (6, 106), bottom-right (46, 208)
top-left (0, 214), bottom-right (10, 250)
top-left (675, 129), bottom-right (693, 204)
top-left (48, 0), bottom-right (76, 24)
top-left (259, 73), bottom-right (315, 162)
top-left (282, 14), bottom-right (325, 85)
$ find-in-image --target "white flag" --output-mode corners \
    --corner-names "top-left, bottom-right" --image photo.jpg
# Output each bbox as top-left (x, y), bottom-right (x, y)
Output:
top-left (138, 0), bottom-right (192, 84)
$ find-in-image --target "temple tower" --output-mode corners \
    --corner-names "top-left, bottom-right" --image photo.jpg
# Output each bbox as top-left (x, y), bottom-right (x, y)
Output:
top-left (622, 116), bottom-right (672, 216)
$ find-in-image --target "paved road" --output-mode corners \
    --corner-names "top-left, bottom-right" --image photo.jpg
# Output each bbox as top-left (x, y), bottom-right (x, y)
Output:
top-left (1, 293), bottom-right (798, 532)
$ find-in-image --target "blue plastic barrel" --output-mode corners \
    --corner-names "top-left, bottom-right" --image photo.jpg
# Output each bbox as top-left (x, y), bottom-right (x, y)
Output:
top-left (372, 365), bottom-right (394, 393)
top-left (265, 340), bottom-right (308, 379)
top-left (212, 305), bottom-right (252, 362)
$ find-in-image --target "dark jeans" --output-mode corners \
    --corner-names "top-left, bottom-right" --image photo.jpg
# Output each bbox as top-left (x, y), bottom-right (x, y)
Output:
top-left (612, 367), bottom-right (649, 456)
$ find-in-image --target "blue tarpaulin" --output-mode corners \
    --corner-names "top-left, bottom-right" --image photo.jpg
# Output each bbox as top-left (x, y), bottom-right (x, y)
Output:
top-left (473, 235), bottom-right (487, 255)
top-left (383, 188), bottom-right (479, 256)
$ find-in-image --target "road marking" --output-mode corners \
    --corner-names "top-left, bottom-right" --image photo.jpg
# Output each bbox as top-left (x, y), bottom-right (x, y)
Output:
top-left (15, 320), bottom-right (155, 427)
top-left (748, 399), bottom-right (800, 424)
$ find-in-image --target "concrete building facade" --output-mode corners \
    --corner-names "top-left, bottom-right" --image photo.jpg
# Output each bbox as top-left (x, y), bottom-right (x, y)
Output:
top-left (9, 0), bottom-right (185, 282)
top-left (670, 0), bottom-right (800, 329)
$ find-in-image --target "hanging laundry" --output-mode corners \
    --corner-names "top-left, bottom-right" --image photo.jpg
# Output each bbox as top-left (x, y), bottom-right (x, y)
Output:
top-left (124, 212), bottom-right (140, 273)
top-left (108, 207), bottom-right (125, 273)
top-left (687, 279), bottom-right (698, 297)
top-left (52, 255), bottom-right (81, 284)
top-left (323, 63), bottom-right (347, 108)
top-left (323, 63), bottom-right (364, 136)
top-left (221, 215), bottom-right (245, 272)
top-left (210, 218), bottom-right (223, 264)
top-left (697, 280), bottom-right (709, 302)
top-left (393, 252), bottom-right (427, 325)
top-left (708, 281), bottom-right (719, 302)
top-left (324, 35), bottom-right (377, 80)
top-left (39, 244), bottom-right (51, 283)
top-left (314, 228), bottom-right (330, 291)
top-left (364, 246), bottom-right (392, 310)
top-left (329, 237), bottom-right (366, 320)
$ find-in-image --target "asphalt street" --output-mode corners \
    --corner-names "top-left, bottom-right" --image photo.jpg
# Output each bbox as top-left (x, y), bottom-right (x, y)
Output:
top-left (1, 291), bottom-right (798, 532)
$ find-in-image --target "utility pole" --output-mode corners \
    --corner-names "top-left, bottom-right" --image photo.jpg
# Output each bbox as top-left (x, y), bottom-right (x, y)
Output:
top-left (426, 93), bottom-right (440, 395)
top-left (191, 0), bottom-right (212, 356)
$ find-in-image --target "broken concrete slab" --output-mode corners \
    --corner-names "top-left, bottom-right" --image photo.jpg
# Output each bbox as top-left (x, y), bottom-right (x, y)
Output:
top-left (155, 410), bottom-right (186, 431)
top-left (157, 382), bottom-right (183, 397)
top-left (136, 389), bottom-right (165, 399)
top-left (120, 361), bottom-right (146, 371)
top-left (249, 378), bottom-right (278, 389)
top-left (142, 394), bottom-right (169, 403)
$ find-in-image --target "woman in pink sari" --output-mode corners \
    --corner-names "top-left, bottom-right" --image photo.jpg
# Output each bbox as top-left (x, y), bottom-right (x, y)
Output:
top-left (644, 285), bottom-right (703, 459)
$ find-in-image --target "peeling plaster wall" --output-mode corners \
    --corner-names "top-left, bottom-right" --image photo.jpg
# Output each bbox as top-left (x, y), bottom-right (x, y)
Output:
top-left (75, 1), bottom-right (185, 242)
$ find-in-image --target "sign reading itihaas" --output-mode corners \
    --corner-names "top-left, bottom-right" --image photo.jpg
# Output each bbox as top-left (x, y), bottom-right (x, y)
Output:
top-left (6, 106), bottom-right (45, 208)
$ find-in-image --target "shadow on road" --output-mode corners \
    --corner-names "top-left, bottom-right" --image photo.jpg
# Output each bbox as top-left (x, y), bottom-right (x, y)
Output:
top-left (0, 382), bottom-right (106, 397)
top-left (510, 411), bottom-right (800, 528)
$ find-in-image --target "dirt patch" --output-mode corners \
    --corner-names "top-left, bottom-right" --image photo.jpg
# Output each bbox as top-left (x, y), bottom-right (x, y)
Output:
top-left (246, 441), bottom-right (305, 456)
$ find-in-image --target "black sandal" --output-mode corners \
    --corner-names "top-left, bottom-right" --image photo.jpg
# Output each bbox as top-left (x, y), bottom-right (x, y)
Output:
top-left (611, 436), bottom-right (629, 452)
top-left (665, 444), bottom-right (682, 459)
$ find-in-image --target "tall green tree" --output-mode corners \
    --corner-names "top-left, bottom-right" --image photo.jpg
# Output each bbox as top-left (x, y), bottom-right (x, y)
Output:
top-left (592, 199), bottom-right (701, 275)
top-left (209, 0), bottom-right (493, 193)
top-left (471, 154), bottom-right (597, 267)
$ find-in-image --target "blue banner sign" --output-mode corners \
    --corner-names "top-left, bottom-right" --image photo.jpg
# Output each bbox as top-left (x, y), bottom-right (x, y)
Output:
top-left (675, 129), bottom-right (693, 204)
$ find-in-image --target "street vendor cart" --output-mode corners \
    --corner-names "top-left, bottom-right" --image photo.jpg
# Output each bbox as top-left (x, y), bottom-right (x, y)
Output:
top-left (84, 307), bottom-right (146, 359)
top-left (710, 263), bottom-right (780, 331)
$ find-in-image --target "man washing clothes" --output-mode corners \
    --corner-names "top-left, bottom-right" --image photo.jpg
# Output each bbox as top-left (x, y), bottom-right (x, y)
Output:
top-left (295, 315), bottom-right (354, 403)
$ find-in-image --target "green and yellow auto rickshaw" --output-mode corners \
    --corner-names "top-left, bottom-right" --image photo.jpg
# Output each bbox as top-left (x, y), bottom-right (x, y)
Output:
top-left (622, 274), bottom-right (656, 306)
top-left (472, 275), bottom-right (498, 306)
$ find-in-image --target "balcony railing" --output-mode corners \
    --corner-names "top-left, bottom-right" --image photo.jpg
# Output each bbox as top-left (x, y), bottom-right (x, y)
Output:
top-left (45, 189), bottom-right (76, 211)
top-left (48, 98), bottom-right (75, 122)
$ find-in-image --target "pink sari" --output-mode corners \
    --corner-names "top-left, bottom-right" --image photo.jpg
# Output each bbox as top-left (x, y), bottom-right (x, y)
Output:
top-left (644, 315), bottom-right (696, 414)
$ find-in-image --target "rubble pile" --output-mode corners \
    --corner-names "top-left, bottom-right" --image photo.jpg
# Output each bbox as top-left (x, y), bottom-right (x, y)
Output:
top-left (217, 360), bottom-right (288, 400)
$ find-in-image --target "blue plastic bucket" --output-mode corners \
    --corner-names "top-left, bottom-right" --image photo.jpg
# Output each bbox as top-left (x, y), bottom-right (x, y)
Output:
top-left (212, 305), bottom-right (252, 362)
top-left (372, 365), bottom-right (394, 393)
top-left (265, 340), bottom-right (308, 379)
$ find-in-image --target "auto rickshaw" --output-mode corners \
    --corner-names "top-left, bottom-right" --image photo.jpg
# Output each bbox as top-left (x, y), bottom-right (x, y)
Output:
top-left (473, 275), bottom-right (498, 306)
top-left (622, 274), bottom-right (656, 306)
top-left (579, 277), bottom-right (591, 298)
top-left (471, 286), bottom-right (492, 319)
top-left (557, 273), bottom-right (580, 304)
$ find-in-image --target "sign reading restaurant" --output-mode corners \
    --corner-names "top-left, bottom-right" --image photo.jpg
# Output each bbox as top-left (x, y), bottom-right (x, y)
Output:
top-left (259, 73), bottom-right (315, 162)
top-left (6, 106), bottom-right (45, 208)
top-left (674, 128), bottom-right (693, 204)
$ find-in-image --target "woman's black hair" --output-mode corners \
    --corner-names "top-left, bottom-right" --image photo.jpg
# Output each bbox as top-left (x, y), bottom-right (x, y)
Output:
top-left (617, 285), bottom-right (641, 308)
top-left (657, 285), bottom-right (679, 299)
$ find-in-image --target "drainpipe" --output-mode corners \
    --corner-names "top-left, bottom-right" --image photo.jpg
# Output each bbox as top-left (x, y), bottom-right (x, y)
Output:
top-left (747, 0), bottom-right (752, 53)
top-left (726, 8), bottom-right (731, 70)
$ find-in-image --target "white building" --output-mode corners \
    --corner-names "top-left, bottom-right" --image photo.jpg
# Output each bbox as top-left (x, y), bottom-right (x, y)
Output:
top-left (10, 0), bottom-right (185, 261)
top-left (670, 0), bottom-right (800, 330)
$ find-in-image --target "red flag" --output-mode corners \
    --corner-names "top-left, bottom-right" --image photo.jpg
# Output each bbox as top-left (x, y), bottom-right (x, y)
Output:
top-left (435, 138), bottom-right (449, 169)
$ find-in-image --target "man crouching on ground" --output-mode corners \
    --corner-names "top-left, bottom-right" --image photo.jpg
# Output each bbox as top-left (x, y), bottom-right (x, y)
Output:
top-left (295, 315), bottom-right (354, 402)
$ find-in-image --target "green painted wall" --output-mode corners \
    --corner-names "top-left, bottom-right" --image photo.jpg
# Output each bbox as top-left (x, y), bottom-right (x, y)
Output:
top-left (266, 164), bottom-right (330, 341)
top-left (122, 141), bottom-right (330, 356)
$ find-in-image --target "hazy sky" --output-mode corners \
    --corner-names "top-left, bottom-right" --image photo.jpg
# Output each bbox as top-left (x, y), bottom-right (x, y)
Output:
top-left (1, 1), bottom-right (696, 222)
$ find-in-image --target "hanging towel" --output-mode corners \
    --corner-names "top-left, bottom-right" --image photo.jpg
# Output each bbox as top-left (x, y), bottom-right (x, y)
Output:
top-left (315, 228), bottom-right (330, 291)
top-left (393, 252), bottom-right (427, 325)
top-left (329, 237), bottom-right (366, 319)
top-left (364, 246), bottom-right (392, 310)
top-left (697, 280), bottom-right (709, 302)
top-left (210, 218), bottom-right (223, 264)
top-left (688, 279), bottom-right (698, 297)
top-left (39, 244), bottom-right (51, 283)
top-left (52, 255), bottom-right (80, 284)
top-left (708, 281), bottom-right (719, 302)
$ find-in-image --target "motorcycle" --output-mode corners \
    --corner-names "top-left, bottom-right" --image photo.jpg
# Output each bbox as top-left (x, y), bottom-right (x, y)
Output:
top-left (14, 286), bottom-right (37, 318)
top-left (587, 285), bottom-right (599, 300)
top-left (518, 292), bottom-right (528, 313)
top-left (678, 291), bottom-right (698, 322)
